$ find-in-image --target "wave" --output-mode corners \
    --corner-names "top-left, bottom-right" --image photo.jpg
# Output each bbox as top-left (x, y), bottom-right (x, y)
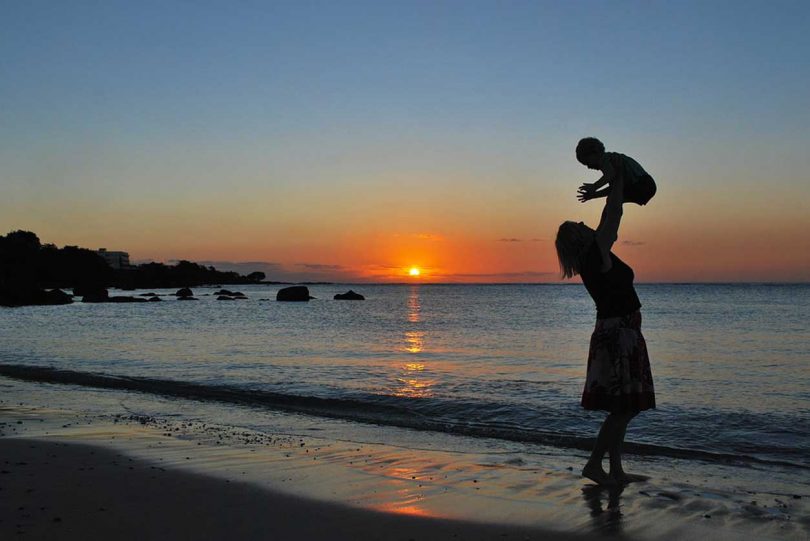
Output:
top-left (1, 362), bottom-right (807, 471)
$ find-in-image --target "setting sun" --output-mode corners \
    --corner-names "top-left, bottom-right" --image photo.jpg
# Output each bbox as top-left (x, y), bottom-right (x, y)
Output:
top-left (409, 267), bottom-right (420, 277)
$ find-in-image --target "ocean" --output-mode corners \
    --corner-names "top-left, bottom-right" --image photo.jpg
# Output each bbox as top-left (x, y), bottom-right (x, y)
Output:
top-left (1, 283), bottom-right (808, 473)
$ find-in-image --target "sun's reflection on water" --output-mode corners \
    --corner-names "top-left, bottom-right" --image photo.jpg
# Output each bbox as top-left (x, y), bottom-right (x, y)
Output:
top-left (407, 286), bottom-right (421, 323)
top-left (394, 359), bottom-right (436, 398)
top-left (404, 330), bottom-right (424, 354)
top-left (394, 287), bottom-right (436, 397)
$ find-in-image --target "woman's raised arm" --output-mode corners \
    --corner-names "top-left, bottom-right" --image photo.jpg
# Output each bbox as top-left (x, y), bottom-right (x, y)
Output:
top-left (595, 170), bottom-right (625, 268)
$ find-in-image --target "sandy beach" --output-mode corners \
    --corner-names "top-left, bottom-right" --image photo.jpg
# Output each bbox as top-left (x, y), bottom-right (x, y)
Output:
top-left (2, 397), bottom-right (806, 541)
top-left (1, 437), bottom-right (592, 541)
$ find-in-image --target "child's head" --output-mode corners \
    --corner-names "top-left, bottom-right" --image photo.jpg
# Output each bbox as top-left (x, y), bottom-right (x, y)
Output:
top-left (576, 137), bottom-right (605, 169)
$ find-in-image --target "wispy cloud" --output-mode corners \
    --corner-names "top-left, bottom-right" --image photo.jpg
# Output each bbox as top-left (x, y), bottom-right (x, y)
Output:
top-left (437, 270), bottom-right (553, 279)
top-left (497, 237), bottom-right (547, 243)
top-left (621, 240), bottom-right (645, 246)
top-left (193, 260), bottom-right (359, 282)
top-left (414, 233), bottom-right (444, 241)
top-left (391, 233), bottom-right (445, 242)
top-left (297, 263), bottom-right (345, 270)
top-left (186, 260), bottom-right (284, 272)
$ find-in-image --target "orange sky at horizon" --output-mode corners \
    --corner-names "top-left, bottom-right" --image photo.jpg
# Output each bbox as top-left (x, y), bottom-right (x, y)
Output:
top-left (5, 173), bottom-right (809, 283)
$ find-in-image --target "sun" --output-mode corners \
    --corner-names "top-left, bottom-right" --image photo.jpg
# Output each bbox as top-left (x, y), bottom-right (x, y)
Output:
top-left (409, 267), bottom-right (421, 277)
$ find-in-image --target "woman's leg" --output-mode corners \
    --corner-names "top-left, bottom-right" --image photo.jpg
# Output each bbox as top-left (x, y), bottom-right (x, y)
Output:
top-left (582, 414), bottom-right (623, 485)
top-left (607, 412), bottom-right (635, 479)
top-left (608, 412), bottom-right (647, 482)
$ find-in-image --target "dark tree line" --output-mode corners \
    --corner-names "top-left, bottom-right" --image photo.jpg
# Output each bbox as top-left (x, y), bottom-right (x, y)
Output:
top-left (0, 230), bottom-right (266, 306)
top-left (116, 261), bottom-right (264, 289)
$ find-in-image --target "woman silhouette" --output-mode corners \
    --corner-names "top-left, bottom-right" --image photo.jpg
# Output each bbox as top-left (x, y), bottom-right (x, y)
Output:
top-left (555, 171), bottom-right (655, 485)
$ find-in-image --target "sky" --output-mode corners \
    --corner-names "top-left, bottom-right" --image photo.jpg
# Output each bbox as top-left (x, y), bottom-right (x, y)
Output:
top-left (2, 0), bottom-right (809, 282)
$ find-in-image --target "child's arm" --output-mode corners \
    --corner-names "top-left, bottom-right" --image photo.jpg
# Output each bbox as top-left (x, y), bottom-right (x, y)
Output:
top-left (594, 156), bottom-right (617, 188)
top-left (577, 155), bottom-right (616, 201)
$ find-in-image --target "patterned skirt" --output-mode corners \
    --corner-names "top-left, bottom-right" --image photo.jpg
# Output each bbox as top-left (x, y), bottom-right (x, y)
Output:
top-left (581, 310), bottom-right (656, 413)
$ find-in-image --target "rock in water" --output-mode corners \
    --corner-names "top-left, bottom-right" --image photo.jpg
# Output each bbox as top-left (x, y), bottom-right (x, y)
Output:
top-left (217, 296), bottom-right (234, 301)
top-left (334, 290), bottom-right (365, 300)
top-left (43, 289), bottom-right (74, 305)
top-left (175, 287), bottom-right (194, 298)
top-left (276, 286), bottom-right (313, 302)
top-left (0, 287), bottom-right (74, 307)
top-left (80, 288), bottom-right (110, 303)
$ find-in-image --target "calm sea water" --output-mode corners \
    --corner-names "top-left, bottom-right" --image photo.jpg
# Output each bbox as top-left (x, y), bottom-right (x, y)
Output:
top-left (1, 284), bottom-right (808, 469)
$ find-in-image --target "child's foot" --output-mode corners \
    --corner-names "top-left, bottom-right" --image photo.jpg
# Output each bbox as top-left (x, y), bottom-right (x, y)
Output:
top-left (582, 463), bottom-right (617, 486)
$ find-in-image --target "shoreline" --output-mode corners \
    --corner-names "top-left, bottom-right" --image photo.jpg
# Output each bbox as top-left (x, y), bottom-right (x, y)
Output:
top-left (2, 397), bottom-right (806, 540)
top-left (1, 437), bottom-right (589, 541)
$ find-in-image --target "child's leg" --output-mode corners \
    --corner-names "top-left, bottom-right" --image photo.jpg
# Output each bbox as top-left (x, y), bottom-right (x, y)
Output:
top-left (624, 175), bottom-right (656, 206)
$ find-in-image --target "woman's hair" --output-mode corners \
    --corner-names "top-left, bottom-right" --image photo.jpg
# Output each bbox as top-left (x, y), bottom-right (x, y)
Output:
top-left (575, 137), bottom-right (605, 163)
top-left (555, 221), bottom-right (590, 279)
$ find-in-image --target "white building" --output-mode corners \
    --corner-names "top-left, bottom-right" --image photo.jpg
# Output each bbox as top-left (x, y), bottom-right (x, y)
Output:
top-left (97, 248), bottom-right (132, 270)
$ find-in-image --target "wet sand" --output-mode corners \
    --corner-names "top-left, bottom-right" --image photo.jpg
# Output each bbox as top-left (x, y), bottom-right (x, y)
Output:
top-left (1, 399), bottom-right (807, 541)
top-left (0, 437), bottom-right (587, 541)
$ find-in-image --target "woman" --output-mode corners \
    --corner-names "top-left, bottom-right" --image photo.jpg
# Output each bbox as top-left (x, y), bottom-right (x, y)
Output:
top-left (555, 171), bottom-right (655, 485)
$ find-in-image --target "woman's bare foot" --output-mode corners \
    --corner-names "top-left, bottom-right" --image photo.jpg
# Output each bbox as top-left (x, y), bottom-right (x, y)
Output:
top-left (610, 471), bottom-right (649, 484)
top-left (582, 463), bottom-right (617, 486)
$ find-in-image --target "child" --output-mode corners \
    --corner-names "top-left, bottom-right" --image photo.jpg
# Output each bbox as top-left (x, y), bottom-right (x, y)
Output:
top-left (575, 137), bottom-right (657, 206)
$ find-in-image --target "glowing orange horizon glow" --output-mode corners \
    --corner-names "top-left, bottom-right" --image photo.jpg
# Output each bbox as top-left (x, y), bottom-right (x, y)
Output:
top-left (10, 185), bottom-right (809, 283)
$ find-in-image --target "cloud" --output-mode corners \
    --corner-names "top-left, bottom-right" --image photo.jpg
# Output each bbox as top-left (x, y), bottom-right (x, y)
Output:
top-left (414, 233), bottom-right (444, 241)
top-left (192, 260), bottom-right (359, 282)
top-left (196, 260), bottom-right (284, 273)
top-left (497, 237), bottom-right (547, 243)
top-left (437, 270), bottom-right (553, 279)
top-left (390, 233), bottom-right (444, 241)
top-left (297, 263), bottom-right (345, 270)
top-left (621, 240), bottom-right (645, 246)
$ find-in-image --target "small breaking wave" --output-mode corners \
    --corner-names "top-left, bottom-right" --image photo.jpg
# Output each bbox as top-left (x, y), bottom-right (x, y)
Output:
top-left (1, 362), bottom-right (807, 471)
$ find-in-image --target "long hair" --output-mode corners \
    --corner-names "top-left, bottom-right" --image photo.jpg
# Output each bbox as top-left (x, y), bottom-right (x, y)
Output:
top-left (555, 221), bottom-right (590, 279)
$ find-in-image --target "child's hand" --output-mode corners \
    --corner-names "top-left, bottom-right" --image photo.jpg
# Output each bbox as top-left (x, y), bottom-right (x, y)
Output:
top-left (577, 183), bottom-right (596, 202)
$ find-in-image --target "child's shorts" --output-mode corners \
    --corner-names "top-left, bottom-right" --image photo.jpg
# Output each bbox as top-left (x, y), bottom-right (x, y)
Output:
top-left (624, 174), bottom-right (657, 206)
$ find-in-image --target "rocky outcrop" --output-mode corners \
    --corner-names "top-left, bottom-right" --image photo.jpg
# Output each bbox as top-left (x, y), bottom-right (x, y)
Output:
top-left (334, 290), bottom-right (365, 300)
top-left (80, 289), bottom-right (148, 303)
top-left (276, 286), bottom-right (314, 302)
top-left (43, 289), bottom-right (74, 305)
top-left (148, 296), bottom-right (162, 302)
top-left (80, 288), bottom-right (110, 303)
top-left (175, 287), bottom-right (194, 298)
top-left (215, 289), bottom-right (246, 298)
top-left (0, 287), bottom-right (74, 307)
